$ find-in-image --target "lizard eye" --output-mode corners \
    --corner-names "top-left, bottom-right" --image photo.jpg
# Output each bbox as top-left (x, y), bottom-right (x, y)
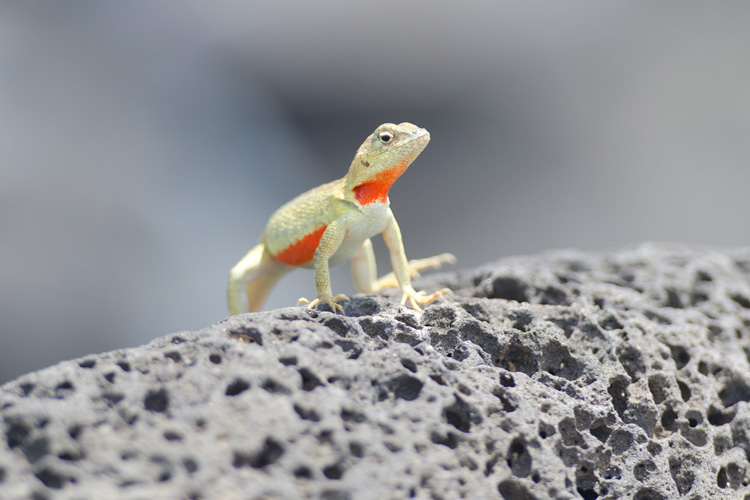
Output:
top-left (378, 131), bottom-right (394, 144)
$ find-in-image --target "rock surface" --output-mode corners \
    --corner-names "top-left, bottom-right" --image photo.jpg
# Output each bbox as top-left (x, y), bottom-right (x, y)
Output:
top-left (2, 244), bottom-right (750, 500)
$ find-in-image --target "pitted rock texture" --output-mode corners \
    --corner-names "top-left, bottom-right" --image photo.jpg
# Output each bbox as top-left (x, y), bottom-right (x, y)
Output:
top-left (2, 244), bottom-right (750, 500)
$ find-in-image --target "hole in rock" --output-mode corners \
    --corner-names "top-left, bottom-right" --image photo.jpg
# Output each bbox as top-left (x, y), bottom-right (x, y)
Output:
top-left (163, 431), bottom-right (182, 442)
top-left (232, 437), bottom-right (284, 469)
top-left (506, 437), bottom-right (531, 478)
top-left (262, 379), bottom-right (291, 395)
top-left (298, 368), bottom-right (323, 391)
top-left (500, 372), bottom-right (515, 387)
top-left (401, 359), bottom-right (418, 373)
top-left (341, 408), bottom-right (366, 424)
top-left (164, 351), bottom-right (181, 363)
top-left (685, 410), bottom-right (702, 428)
top-left (539, 286), bottom-right (568, 305)
top-left (538, 421), bottom-right (555, 440)
top-left (228, 326), bottom-right (263, 345)
top-left (600, 315), bottom-right (623, 331)
top-left (144, 389), bottom-right (169, 413)
top-left (101, 392), bottom-right (124, 406)
top-left (58, 450), bottom-right (82, 461)
top-left (487, 277), bottom-right (529, 302)
top-left (323, 463), bottom-right (344, 480)
top-left (577, 488), bottom-right (598, 500)
top-left (695, 270), bottom-right (713, 282)
top-left (497, 479), bottom-right (535, 500)
top-left (430, 431), bottom-right (458, 449)
top-left (609, 429), bottom-right (633, 455)
top-left (5, 420), bottom-right (30, 449)
top-left (634, 459), bottom-right (656, 481)
top-left (719, 379), bottom-right (750, 407)
top-left (616, 345), bottom-right (645, 379)
top-left (508, 311), bottom-right (533, 332)
top-left (669, 456), bottom-right (695, 495)
top-left (225, 379), bottom-right (250, 397)
top-left (386, 374), bottom-right (423, 401)
top-left (68, 425), bottom-right (83, 440)
top-left (608, 377), bottom-right (629, 418)
top-left (278, 355), bottom-right (297, 366)
top-left (349, 442), bottom-right (365, 458)
top-left (55, 381), bottom-right (74, 398)
top-left (717, 466), bottom-right (728, 488)
top-left (183, 458), bottom-right (198, 473)
top-left (496, 344), bottom-right (538, 376)
top-left (668, 345), bottom-right (690, 369)
top-left (293, 404), bottom-right (321, 422)
top-left (633, 487), bottom-right (666, 500)
top-left (665, 288), bottom-right (683, 308)
top-left (648, 376), bottom-right (668, 405)
top-left (324, 317), bottom-right (351, 336)
top-left (661, 407), bottom-right (678, 432)
top-left (731, 294), bottom-right (750, 309)
top-left (443, 396), bottom-right (480, 433)
top-left (707, 405), bottom-right (736, 426)
top-left (34, 467), bottom-right (69, 489)
top-left (558, 418), bottom-right (586, 448)
top-left (23, 437), bottom-right (50, 463)
top-left (294, 466), bottom-right (312, 479)
top-left (677, 380), bottom-right (691, 401)
top-left (602, 466), bottom-right (621, 480)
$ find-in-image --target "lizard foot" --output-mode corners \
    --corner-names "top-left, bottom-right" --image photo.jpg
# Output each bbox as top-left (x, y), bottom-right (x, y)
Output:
top-left (400, 287), bottom-right (453, 312)
top-left (375, 253), bottom-right (457, 290)
top-left (298, 294), bottom-right (349, 314)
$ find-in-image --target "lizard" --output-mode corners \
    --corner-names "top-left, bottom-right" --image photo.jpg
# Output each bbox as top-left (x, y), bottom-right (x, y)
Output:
top-left (227, 122), bottom-right (454, 315)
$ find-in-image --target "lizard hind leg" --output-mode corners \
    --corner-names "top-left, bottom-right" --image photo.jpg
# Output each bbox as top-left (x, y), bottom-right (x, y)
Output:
top-left (351, 239), bottom-right (455, 292)
top-left (376, 252), bottom-right (456, 290)
top-left (227, 244), bottom-right (290, 314)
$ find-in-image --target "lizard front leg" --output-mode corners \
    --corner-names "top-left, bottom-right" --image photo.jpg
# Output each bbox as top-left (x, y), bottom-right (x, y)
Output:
top-left (298, 221), bottom-right (349, 313)
top-left (382, 211), bottom-right (451, 311)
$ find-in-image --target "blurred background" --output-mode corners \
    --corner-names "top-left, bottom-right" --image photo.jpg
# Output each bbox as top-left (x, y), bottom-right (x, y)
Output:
top-left (2, 1), bottom-right (749, 384)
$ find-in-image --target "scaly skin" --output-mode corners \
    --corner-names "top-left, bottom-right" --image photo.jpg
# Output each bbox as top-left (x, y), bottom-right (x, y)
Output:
top-left (227, 122), bottom-right (454, 315)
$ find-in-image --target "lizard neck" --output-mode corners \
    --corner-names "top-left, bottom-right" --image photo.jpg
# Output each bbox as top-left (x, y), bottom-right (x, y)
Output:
top-left (352, 160), bottom-right (409, 205)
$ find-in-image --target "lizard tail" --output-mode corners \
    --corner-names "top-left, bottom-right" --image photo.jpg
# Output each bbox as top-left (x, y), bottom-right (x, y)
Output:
top-left (227, 244), bottom-right (290, 314)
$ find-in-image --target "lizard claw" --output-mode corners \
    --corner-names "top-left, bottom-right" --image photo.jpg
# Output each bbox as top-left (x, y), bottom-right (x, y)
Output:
top-left (298, 294), bottom-right (349, 314)
top-left (400, 287), bottom-right (452, 311)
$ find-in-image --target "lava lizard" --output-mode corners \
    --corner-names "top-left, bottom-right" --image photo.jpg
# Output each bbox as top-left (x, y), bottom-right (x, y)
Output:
top-left (227, 122), bottom-right (454, 314)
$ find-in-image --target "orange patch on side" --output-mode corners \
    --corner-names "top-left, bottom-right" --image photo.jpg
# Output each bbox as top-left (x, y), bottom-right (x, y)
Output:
top-left (354, 160), bottom-right (410, 205)
top-left (274, 225), bottom-right (327, 266)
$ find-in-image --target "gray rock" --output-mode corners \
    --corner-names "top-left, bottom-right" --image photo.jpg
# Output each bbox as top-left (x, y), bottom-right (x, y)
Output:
top-left (2, 243), bottom-right (750, 499)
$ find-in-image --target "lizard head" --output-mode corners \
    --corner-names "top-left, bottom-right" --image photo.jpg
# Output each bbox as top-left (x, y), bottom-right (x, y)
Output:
top-left (344, 122), bottom-right (430, 205)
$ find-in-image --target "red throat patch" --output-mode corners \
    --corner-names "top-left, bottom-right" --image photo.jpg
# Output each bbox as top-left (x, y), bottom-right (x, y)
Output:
top-left (274, 225), bottom-right (327, 266)
top-left (353, 160), bottom-right (410, 205)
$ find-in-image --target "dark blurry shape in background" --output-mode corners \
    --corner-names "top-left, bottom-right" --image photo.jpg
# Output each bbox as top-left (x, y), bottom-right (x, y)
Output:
top-left (2, 1), bottom-right (749, 383)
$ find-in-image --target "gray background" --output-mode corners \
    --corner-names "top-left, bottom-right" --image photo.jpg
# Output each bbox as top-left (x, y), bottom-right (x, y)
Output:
top-left (2, 1), bottom-right (749, 384)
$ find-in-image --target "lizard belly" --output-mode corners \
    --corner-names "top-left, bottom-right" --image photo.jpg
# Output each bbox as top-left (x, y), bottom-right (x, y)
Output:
top-left (327, 202), bottom-right (391, 268)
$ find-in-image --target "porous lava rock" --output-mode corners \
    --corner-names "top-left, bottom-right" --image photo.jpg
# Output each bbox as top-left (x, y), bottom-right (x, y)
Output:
top-left (2, 244), bottom-right (750, 499)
